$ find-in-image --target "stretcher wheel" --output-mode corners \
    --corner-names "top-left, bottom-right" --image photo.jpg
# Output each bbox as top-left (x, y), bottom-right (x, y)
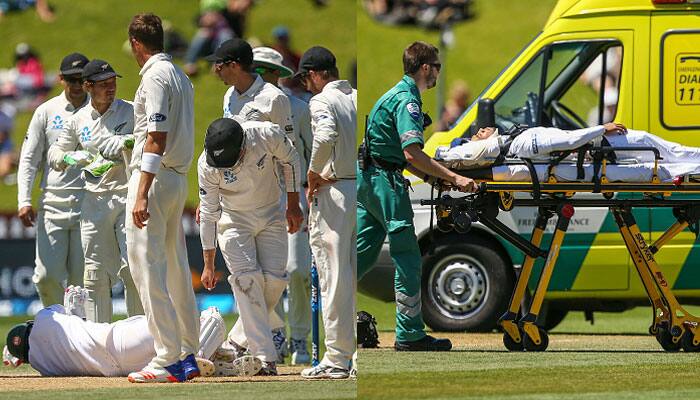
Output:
top-left (656, 326), bottom-right (681, 352)
top-left (680, 330), bottom-right (700, 352)
top-left (502, 332), bottom-right (524, 351)
top-left (523, 327), bottom-right (549, 352)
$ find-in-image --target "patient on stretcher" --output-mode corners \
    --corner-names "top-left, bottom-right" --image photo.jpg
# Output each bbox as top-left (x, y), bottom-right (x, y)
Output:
top-left (435, 123), bottom-right (700, 182)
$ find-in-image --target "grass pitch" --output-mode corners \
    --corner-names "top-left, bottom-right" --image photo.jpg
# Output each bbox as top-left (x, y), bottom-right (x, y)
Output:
top-left (358, 294), bottom-right (700, 399)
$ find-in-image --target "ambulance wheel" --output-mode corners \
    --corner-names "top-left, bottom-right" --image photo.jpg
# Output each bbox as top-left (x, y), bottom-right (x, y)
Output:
top-left (523, 327), bottom-right (549, 352)
top-left (502, 332), bottom-right (524, 351)
top-left (656, 326), bottom-right (681, 352)
top-left (681, 330), bottom-right (700, 352)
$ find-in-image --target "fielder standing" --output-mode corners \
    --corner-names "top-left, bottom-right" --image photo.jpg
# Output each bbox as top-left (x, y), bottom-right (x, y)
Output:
top-left (205, 38), bottom-right (296, 361)
top-left (125, 13), bottom-right (199, 383)
top-left (17, 53), bottom-right (90, 307)
top-left (198, 117), bottom-right (303, 375)
top-left (296, 46), bottom-right (357, 379)
top-left (253, 46), bottom-right (314, 365)
top-left (47, 60), bottom-right (143, 323)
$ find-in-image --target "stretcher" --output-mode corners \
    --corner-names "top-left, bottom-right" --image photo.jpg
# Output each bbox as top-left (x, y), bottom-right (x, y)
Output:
top-left (423, 145), bottom-right (700, 352)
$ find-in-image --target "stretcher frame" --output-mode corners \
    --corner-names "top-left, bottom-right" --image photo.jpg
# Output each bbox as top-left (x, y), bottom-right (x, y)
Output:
top-left (422, 182), bottom-right (700, 352)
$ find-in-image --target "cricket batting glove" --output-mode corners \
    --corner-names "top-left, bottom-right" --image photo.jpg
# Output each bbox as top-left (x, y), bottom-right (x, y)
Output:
top-left (63, 285), bottom-right (89, 319)
top-left (82, 154), bottom-right (114, 178)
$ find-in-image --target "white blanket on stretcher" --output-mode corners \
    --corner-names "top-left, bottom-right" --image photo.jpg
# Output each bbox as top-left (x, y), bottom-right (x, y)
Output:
top-left (490, 163), bottom-right (700, 183)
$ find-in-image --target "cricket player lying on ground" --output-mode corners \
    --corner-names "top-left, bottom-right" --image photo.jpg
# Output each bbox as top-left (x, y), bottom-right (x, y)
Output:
top-left (435, 122), bottom-right (700, 182)
top-left (2, 287), bottom-right (262, 379)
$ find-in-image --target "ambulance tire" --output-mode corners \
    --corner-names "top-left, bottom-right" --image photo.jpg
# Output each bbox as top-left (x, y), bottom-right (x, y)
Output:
top-left (421, 237), bottom-right (514, 332)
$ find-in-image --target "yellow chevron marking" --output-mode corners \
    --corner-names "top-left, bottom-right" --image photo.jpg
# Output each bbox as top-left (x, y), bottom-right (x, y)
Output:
top-left (572, 233), bottom-right (630, 290)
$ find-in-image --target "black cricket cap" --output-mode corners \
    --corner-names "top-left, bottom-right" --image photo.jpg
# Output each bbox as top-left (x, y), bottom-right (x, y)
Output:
top-left (293, 46), bottom-right (336, 78)
top-left (204, 38), bottom-right (253, 65)
top-left (205, 118), bottom-right (245, 168)
top-left (60, 53), bottom-right (89, 76)
top-left (6, 322), bottom-right (31, 362)
top-left (82, 59), bottom-right (122, 82)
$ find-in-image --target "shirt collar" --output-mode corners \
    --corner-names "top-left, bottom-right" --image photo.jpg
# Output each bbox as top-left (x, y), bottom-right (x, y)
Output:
top-left (139, 53), bottom-right (171, 76)
top-left (90, 99), bottom-right (118, 119)
top-left (238, 74), bottom-right (265, 98)
top-left (322, 79), bottom-right (352, 94)
top-left (61, 91), bottom-right (89, 112)
top-left (400, 75), bottom-right (421, 102)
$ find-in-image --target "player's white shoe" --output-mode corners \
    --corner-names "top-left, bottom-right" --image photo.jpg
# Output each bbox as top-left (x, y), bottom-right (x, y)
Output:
top-left (196, 357), bottom-right (216, 377)
top-left (213, 355), bottom-right (263, 377)
top-left (212, 340), bottom-right (247, 362)
top-left (301, 364), bottom-right (350, 379)
top-left (127, 366), bottom-right (180, 383)
top-left (350, 351), bottom-right (357, 379)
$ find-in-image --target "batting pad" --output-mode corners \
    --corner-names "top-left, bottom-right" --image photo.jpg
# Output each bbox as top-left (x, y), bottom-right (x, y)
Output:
top-left (198, 307), bottom-right (226, 360)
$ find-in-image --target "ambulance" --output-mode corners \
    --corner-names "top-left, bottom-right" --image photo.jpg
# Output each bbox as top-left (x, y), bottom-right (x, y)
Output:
top-left (358, 0), bottom-right (700, 332)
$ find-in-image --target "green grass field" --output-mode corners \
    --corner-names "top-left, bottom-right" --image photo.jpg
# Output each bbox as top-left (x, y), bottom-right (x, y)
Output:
top-left (358, 293), bottom-right (700, 399)
top-left (0, 0), bottom-right (355, 211)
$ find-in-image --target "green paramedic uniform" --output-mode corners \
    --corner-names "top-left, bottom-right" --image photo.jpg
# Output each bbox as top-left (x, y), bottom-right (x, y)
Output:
top-left (357, 75), bottom-right (426, 342)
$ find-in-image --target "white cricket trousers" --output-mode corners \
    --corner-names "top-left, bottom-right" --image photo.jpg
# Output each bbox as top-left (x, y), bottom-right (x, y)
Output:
top-left (81, 190), bottom-right (143, 323)
top-left (274, 192), bottom-right (312, 340)
top-left (309, 179), bottom-right (357, 370)
top-left (33, 190), bottom-right (85, 307)
top-left (126, 169), bottom-right (199, 368)
top-left (222, 201), bottom-right (289, 362)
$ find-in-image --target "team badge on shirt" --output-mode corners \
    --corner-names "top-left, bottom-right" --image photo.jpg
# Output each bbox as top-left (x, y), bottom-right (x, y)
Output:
top-left (406, 102), bottom-right (421, 120)
top-left (80, 126), bottom-right (91, 142)
top-left (114, 122), bottom-right (127, 133)
top-left (51, 115), bottom-right (63, 130)
top-left (256, 154), bottom-right (267, 170)
top-left (199, 188), bottom-right (207, 196)
top-left (223, 169), bottom-right (238, 184)
top-left (148, 113), bottom-right (167, 122)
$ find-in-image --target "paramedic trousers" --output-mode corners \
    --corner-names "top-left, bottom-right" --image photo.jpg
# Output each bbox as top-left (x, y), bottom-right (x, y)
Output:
top-left (357, 165), bottom-right (426, 342)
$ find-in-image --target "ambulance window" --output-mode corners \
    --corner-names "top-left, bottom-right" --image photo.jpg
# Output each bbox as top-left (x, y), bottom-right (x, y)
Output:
top-left (557, 45), bottom-right (622, 127)
top-left (660, 31), bottom-right (700, 129)
top-left (493, 52), bottom-right (545, 127)
top-left (493, 40), bottom-right (622, 130)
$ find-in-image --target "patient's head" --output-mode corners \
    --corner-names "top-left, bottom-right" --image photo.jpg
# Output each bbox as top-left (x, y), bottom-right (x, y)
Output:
top-left (471, 127), bottom-right (497, 141)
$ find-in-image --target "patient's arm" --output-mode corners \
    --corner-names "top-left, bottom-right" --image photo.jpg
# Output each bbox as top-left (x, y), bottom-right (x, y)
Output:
top-left (404, 144), bottom-right (477, 192)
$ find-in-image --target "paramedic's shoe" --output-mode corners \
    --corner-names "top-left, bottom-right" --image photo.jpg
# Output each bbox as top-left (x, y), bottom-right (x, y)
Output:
top-left (128, 362), bottom-right (184, 383)
top-left (256, 361), bottom-right (278, 376)
top-left (196, 357), bottom-right (215, 377)
top-left (394, 335), bottom-right (452, 352)
top-left (182, 354), bottom-right (201, 380)
top-left (213, 340), bottom-right (247, 362)
top-left (272, 329), bottom-right (288, 364)
top-left (290, 338), bottom-right (311, 365)
top-left (214, 355), bottom-right (263, 376)
top-left (301, 364), bottom-right (350, 379)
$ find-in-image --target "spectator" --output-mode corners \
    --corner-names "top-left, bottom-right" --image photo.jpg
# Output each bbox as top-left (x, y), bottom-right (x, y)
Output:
top-left (0, 104), bottom-right (15, 184)
top-left (435, 79), bottom-right (470, 131)
top-left (271, 26), bottom-right (301, 72)
top-left (183, 0), bottom-right (235, 77)
top-left (0, 0), bottom-right (54, 23)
